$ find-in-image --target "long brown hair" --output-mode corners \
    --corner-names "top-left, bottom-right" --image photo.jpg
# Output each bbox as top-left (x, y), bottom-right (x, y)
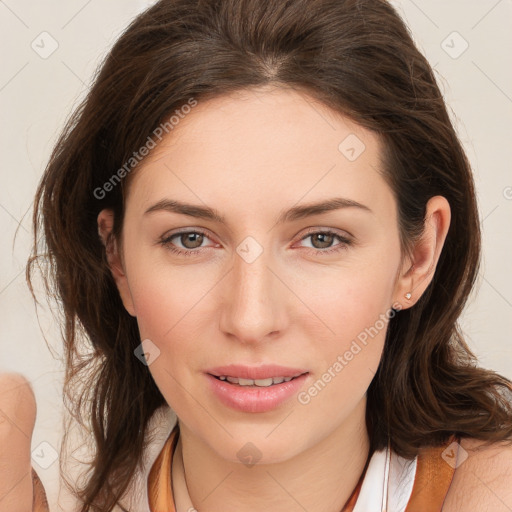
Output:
top-left (27, 0), bottom-right (512, 509)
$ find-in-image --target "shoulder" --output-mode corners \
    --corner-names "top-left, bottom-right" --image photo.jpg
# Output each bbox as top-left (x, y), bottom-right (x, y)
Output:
top-left (442, 437), bottom-right (512, 511)
top-left (0, 372), bottom-right (36, 453)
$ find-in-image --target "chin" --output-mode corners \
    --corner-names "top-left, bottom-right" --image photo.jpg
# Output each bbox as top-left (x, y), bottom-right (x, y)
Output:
top-left (202, 426), bottom-right (307, 466)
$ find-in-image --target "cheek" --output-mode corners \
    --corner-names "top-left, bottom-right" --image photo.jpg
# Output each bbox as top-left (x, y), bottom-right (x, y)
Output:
top-left (123, 250), bottom-right (230, 391)
top-left (126, 252), bottom-right (217, 341)
top-left (293, 287), bottom-right (393, 435)
top-left (305, 281), bottom-right (390, 384)
top-left (298, 252), bottom-right (398, 345)
top-left (295, 250), bottom-right (399, 395)
top-left (126, 264), bottom-right (209, 414)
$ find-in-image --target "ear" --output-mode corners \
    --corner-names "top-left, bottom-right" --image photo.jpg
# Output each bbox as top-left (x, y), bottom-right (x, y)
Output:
top-left (97, 209), bottom-right (136, 317)
top-left (393, 196), bottom-right (451, 310)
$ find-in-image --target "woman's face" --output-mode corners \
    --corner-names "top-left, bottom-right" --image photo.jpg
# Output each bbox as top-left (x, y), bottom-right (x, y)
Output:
top-left (114, 86), bottom-right (406, 463)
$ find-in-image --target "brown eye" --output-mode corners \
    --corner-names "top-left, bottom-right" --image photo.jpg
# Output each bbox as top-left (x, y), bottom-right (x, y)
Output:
top-left (310, 232), bottom-right (336, 249)
top-left (297, 230), bottom-right (352, 255)
top-left (159, 229), bottom-right (214, 256)
top-left (179, 232), bottom-right (204, 249)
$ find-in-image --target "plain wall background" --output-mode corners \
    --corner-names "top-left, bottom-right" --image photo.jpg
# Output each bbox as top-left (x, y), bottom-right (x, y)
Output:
top-left (1, 0), bottom-right (511, 507)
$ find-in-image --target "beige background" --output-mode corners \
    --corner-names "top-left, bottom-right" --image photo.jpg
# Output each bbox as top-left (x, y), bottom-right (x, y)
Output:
top-left (1, 0), bottom-right (511, 507)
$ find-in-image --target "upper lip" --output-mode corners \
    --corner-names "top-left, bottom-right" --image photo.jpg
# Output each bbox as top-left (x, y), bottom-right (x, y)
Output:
top-left (206, 364), bottom-right (308, 380)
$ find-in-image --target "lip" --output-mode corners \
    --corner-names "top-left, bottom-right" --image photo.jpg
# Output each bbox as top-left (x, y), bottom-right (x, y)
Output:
top-left (206, 369), bottom-right (309, 413)
top-left (206, 364), bottom-right (308, 380)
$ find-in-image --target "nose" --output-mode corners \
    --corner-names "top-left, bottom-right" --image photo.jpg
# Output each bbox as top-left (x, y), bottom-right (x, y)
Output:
top-left (219, 243), bottom-right (287, 345)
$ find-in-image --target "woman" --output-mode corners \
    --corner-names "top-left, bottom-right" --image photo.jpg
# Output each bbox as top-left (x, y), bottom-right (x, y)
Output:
top-left (2, 0), bottom-right (512, 510)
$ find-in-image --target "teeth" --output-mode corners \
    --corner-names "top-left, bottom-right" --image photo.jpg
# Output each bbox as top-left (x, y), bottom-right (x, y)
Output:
top-left (217, 375), bottom-right (299, 386)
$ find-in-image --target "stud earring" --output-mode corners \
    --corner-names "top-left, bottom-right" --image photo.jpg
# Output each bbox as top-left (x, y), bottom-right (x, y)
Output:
top-left (404, 292), bottom-right (412, 300)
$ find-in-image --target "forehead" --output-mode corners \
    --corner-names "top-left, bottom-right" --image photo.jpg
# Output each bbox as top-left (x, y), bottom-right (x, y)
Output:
top-left (125, 86), bottom-right (394, 221)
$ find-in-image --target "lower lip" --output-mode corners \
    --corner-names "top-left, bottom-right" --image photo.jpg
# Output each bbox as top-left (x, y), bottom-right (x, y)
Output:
top-left (206, 373), bottom-right (309, 413)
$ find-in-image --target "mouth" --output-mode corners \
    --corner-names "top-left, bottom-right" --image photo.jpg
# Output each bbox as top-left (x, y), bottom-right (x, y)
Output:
top-left (205, 367), bottom-right (310, 413)
top-left (209, 373), bottom-right (306, 387)
top-left (206, 364), bottom-right (309, 381)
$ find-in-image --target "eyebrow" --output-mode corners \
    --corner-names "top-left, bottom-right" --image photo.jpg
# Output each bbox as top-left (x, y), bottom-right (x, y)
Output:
top-left (144, 197), bottom-right (373, 224)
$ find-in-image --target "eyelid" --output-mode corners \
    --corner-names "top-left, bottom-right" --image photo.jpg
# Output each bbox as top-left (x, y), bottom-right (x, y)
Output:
top-left (162, 226), bottom-right (214, 238)
top-left (297, 226), bottom-right (353, 240)
top-left (160, 227), bottom-right (217, 247)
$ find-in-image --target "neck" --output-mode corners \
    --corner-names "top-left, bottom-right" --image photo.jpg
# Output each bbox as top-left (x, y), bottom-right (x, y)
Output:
top-left (174, 397), bottom-right (370, 512)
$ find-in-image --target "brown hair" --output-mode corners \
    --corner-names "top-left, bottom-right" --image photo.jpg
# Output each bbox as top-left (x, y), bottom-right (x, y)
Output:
top-left (27, 0), bottom-right (512, 510)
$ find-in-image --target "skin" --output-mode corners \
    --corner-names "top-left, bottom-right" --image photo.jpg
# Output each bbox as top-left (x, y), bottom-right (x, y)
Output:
top-left (1, 85), bottom-right (510, 511)
top-left (0, 374), bottom-right (36, 512)
top-left (100, 85), bottom-right (450, 511)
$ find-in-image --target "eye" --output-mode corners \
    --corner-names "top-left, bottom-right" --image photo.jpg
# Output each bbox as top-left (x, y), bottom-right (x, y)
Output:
top-left (297, 229), bottom-right (352, 255)
top-left (159, 228), bottom-right (352, 257)
top-left (159, 229), bottom-right (217, 256)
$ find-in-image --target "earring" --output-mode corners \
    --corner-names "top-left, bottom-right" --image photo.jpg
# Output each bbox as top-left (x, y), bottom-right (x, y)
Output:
top-left (404, 292), bottom-right (412, 300)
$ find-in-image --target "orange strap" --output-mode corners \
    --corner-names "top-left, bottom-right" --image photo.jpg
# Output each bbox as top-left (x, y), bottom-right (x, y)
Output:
top-left (148, 426), bottom-right (179, 512)
top-left (404, 437), bottom-right (457, 512)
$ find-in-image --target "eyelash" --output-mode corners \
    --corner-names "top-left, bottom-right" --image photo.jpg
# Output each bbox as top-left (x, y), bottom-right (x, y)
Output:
top-left (159, 229), bottom-right (352, 257)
